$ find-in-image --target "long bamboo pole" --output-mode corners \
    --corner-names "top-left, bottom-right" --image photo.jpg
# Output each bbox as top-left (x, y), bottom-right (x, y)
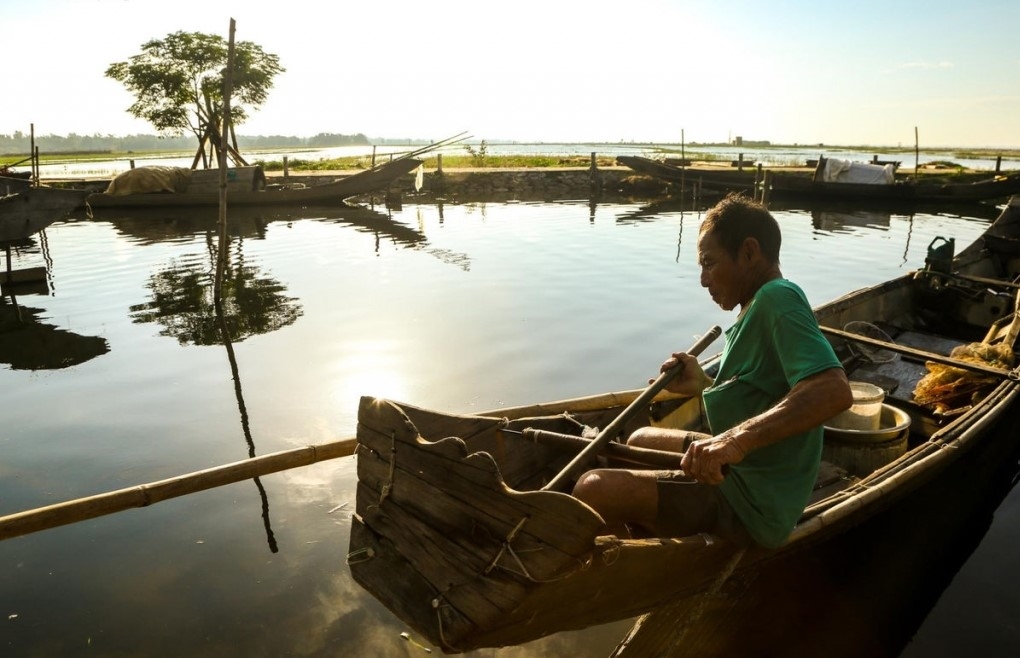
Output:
top-left (0, 438), bottom-right (358, 541)
top-left (542, 326), bottom-right (721, 491)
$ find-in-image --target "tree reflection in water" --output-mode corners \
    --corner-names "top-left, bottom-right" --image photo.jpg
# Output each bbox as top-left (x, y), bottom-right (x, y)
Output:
top-left (129, 234), bottom-right (302, 553)
top-left (128, 239), bottom-right (302, 345)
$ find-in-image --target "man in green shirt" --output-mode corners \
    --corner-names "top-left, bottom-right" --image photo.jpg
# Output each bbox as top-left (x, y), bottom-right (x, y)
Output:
top-left (572, 194), bottom-right (852, 548)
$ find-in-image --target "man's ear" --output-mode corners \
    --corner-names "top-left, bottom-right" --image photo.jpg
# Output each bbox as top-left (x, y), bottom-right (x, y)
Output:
top-left (741, 237), bottom-right (761, 263)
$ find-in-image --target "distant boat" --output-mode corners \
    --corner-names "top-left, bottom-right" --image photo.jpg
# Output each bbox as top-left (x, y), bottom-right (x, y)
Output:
top-left (83, 157), bottom-right (423, 209)
top-left (616, 155), bottom-right (761, 192)
top-left (766, 155), bottom-right (1020, 204)
top-left (347, 196), bottom-right (1020, 652)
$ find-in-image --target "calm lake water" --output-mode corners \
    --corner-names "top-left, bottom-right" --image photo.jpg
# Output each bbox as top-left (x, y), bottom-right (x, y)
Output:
top-left (2, 196), bottom-right (1018, 657)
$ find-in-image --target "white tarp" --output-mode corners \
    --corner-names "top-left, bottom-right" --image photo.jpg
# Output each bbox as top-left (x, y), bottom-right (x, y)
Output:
top-left (822, 158), bottom-right (895, 185)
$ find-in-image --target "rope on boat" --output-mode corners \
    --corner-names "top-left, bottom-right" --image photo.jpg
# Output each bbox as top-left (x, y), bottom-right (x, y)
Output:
top-left (483, 516), bottom-right (528, 575)
top-left (477, 514), bottom-right (595, 583)
top-left (664, 547), bottom-right (747, 654)
top-left (378, 430), bottom-right (397, 505)
top-left (345, 547), bottom-right (374, 565)
top-left (432, 598), bottom-right (465, 654)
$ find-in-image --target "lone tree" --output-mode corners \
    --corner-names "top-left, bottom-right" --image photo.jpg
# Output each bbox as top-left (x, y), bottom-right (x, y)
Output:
top-left (106, 30), bottom-right (284, 168)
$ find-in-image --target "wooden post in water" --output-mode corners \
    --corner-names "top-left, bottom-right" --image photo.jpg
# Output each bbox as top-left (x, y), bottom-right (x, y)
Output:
top-left (996, 155), bottom-right (1002, 174)
top-left (918, 126), bottom-right (926, 179)
top-left (214, 18), bottom-right (236, 304)
top-left (760, 170), bottom-right (772, 205)
top-left (30, 124), bottom-right (36, 184)
top-left (371, 145), bottom-right (377, 168)
top-left (436, 153), bottom-right (444, 196)
top-left (283, 156), bottom-right (289, 179)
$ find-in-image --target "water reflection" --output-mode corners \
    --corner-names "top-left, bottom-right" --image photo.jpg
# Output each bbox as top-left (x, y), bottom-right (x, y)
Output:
top-left (0, 200), bottom-right (1012, 656)
top-left (2, 231), bottom-right (110, 370)
top-left (0, 296), bottom-right (109, 369)
top-left (213, 266), bottom-right (279, 554)
top-left (128, 245), bottom-right (301, 345)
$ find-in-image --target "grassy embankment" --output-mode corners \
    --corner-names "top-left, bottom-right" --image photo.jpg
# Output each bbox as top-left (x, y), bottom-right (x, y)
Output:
top-left (4, 145), bottom-right (1020, 176)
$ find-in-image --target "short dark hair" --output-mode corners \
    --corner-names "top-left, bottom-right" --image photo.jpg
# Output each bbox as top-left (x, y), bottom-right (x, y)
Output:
top-left (700, 193), bottom-right (781, 264)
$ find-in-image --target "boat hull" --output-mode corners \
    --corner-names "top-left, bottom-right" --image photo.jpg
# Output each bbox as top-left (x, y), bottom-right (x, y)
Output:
top-left (767, 170), bottom-right (1020, 203)
top-left (83, 157), bottom-right (422, 209)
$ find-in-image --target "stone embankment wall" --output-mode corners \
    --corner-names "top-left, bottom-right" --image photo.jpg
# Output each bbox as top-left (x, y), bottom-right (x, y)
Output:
top-left (417, 168), bottom-right (634, 200)
top-left (278, 167), bottom-right (669, 203)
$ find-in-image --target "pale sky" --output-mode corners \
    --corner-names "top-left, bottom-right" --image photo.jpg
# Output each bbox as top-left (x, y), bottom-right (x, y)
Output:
top-left (4, 0), bottom-right (1019, 147)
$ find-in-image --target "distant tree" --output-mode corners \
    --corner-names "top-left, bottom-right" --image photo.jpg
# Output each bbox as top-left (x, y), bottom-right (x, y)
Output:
top-left (106, 31), bottom-right (284, 163)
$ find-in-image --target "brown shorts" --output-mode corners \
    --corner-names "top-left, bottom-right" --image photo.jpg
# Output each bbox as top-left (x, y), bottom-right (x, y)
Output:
top-left (654, 471), bottom-right (753, 546)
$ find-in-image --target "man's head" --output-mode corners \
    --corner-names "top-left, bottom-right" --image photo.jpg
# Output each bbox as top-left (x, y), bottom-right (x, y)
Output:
top-left (696, 194), bottom-right (783, 311)
top-left (699, 193), bottom-right (781, 265)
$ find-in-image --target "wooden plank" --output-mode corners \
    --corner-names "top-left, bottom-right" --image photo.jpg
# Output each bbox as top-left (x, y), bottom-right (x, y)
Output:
top-left (822, 325), bottom-right (1012, 377)
top-left (357, 400), bottom-right (607, 552)
top-left (348, 516), bottom-right (476, 648)
top-left (356, 484), bottom-right (524, 628)
top-left (356, 438), bottom-right (598, 574)
top-left (0, 266), bottom-right (47, 284)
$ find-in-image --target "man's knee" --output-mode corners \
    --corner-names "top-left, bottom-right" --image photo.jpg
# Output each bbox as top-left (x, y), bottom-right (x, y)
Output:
top-left (572, 469), bottom-right (611, 505)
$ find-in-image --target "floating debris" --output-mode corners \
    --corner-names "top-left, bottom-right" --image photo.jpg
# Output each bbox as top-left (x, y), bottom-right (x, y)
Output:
top-left (400, 631), bottom-right (432, 653)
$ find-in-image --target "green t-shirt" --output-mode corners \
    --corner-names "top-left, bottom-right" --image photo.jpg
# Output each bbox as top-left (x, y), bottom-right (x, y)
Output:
top-left (703, 278), bottom-right (842, 548)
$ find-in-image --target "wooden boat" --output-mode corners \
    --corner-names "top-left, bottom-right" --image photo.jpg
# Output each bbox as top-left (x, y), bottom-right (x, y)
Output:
top-left (83, 156), bottom-right (423, 209)
top-left (766, 163), bottom-right (1020, 204)
top-left (616, 155), bottom-right (761, 192)
top-left (347, 195), bottom-right (1020, 652)
top-left (1, 174), bottom-right (35, 195)
top-left (1, 184), bottom-right (89, 242)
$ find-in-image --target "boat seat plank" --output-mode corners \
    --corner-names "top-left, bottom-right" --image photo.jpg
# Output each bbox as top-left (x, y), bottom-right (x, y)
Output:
top-left (823, 326), bottom-right (1008, 377)
top-left (892, 329), bottom-right (968, 357)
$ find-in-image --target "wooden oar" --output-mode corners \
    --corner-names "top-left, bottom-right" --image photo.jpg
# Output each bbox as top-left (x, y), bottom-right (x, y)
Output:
top-left (503, 428), bottom-right (685, 468)
top-left (0, 438), bottom-right (358, 542)
top-left (541, 326), bottom-right (722, 492)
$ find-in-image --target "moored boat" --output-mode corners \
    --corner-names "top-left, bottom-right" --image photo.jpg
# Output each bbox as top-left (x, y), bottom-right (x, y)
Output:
top-left (616, 155), bottom-right (761, 192)
top-left (83, 156), bottom-right (423, 209)
top-left (766, 156), bottom-right (1020, 204)
top-left (1, 184), bottom-right (89, 242)
top-left (347, 196), bottom-right (1020, 652)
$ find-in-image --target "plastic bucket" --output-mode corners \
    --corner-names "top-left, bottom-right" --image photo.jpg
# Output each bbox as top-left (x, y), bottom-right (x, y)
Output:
top-left (828, 381), bottom-right (885, 431)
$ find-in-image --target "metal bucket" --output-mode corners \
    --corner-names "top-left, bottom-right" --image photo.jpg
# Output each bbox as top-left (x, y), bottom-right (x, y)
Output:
top-left (823, 403), bottom-right (911, 477)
